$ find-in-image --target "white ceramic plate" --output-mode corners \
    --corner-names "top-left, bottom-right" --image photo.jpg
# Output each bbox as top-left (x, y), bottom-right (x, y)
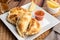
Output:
top-left (0, 3), bottom-right (60, 40)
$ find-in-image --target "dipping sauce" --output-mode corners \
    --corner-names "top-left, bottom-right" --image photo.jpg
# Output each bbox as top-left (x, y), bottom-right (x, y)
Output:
top-left (35, 10), bottom-right (45, 21)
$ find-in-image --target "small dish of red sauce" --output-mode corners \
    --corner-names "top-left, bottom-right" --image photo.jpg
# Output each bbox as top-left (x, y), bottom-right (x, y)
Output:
top-left (35, 10), bottom-right (45, 21)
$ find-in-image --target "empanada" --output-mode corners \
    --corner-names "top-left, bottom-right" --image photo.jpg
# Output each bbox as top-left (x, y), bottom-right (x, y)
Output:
top-left (26, 18), bottom-right (40, 36)
top-left (16, 11), bottom-right (32, 37)
top-left (7, 7), bottom-right (28, 25)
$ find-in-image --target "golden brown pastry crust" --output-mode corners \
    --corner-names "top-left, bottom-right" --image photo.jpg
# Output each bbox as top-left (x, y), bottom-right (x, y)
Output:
top-left (7, 7), bottom-right (29, 25)
top-left (26, 18), bottom-right (40, 36)
top-left (16, 10), bottom-right (32, 37)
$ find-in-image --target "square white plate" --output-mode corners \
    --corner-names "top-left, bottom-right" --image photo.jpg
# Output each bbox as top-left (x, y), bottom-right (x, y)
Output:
top-left (0, 3), bottom-right (60, 40)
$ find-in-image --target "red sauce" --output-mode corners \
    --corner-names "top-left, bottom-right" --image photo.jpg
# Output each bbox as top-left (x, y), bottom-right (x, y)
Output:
top-left (35, 10), bottom-right (45, 21)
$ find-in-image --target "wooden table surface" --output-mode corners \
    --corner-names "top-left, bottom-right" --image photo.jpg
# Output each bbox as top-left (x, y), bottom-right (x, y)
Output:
top-left (0, 0), bottom-right (52, 40)
top-left (0, 20), bottom-right (51, 40)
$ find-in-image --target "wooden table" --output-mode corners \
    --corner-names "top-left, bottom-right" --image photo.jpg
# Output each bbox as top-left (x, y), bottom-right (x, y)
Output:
top-left (0, 20), bottom-right (51, 40)
top-left (0, 0), bottom-right (51, 40)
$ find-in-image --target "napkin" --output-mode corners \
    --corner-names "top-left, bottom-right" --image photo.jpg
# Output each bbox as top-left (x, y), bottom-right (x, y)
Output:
top-left (53, 16), bottom-right (60, 34)
top-left (53, 23), bottom-right (60, 34)
top-left (45, 31), bottom-right (57, 40)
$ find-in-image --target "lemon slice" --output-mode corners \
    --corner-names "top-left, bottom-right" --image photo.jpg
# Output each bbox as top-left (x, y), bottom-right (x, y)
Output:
top-left (47, 1), bottom-right (60, 8)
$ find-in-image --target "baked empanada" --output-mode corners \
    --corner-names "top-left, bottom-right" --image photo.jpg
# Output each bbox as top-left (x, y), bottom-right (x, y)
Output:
top-left (7, 7), bottom-right (28, 25)
top-left (26, 18), bottom-right (40, 36)
top-left (16, 11), bottom-right (32, 37)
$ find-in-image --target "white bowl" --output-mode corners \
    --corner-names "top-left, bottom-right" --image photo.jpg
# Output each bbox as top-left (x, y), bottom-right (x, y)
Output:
top-left (47, 6), bottom-right (60, 14)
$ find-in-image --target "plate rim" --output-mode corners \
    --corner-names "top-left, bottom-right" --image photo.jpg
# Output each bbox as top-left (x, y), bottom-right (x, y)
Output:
top-left (0, 2), bottom-right (60, 40)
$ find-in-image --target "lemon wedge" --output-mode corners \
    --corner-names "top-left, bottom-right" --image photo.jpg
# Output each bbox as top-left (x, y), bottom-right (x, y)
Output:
top-left (29, 1), bottom-right (36, 12)
top-left (47, 0), bottom-right (60, 8)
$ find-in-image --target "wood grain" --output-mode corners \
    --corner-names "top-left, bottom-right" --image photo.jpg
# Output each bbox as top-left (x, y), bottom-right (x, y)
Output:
top-left (0, 20), bottom-right (17, 40)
